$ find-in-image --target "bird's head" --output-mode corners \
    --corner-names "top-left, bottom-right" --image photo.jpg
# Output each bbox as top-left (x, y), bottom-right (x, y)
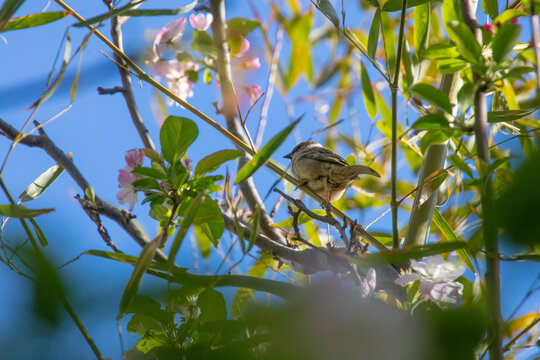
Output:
top-left (283, 141), bottom-right (322, 159)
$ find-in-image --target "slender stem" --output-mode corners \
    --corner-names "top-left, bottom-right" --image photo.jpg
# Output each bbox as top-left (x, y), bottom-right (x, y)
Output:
top-left (389, 0), bottom-right (409, 249)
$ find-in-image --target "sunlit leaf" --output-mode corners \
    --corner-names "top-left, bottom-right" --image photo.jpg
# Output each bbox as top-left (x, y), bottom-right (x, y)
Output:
top-left (411, 113), bottom-right (450, 130)
top-left (160, 116), bottom-right (198, 164)
top-left (226, 17), bottom-right (260, 38)
top-left (285, 12), bottom-right (313, 89)
top-left (235, 116), bottom-right (301, 184)
top-left (194, 149), bottom-right (243, 177)
top-left (382, 0), bottom-right (432, 12)
top-left (493, 9), bottom-right (526, 25)
top-left (488, 109), bottom-right (536, 123)
top-left (448, 154), bottom-right (473, 178)
top-left (2, 11), bottom-right (68, 32)
top-left (446, 21), bottom-right (483, 64)
top-left (0, 0), bottom-right (25, 31)
top-left (414, 3), bottom-right (430, 54)
top-left (409, 83), bottom-right (453, 113)
top-left (505, 313), bottom-right (537, 338)
top-left (482, 0), bottom-right (498, 21)
top-left (19, 164), bottom-right (64, 202)
top-left (423, 43), bottom-right (460, 59)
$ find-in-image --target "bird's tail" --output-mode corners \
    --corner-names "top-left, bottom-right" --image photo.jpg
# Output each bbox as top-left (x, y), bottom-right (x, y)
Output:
top-left (333, 165), bottom-right (380, 182)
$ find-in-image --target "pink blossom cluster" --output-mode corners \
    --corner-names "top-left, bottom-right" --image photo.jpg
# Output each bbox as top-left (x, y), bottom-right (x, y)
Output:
top-left (143, 13), bottom-right (262, 106)
top-left (117, 149), bottom-right (145, 211)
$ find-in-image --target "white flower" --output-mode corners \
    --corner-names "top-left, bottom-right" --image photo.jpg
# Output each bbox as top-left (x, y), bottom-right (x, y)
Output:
top-left (359, 268), bottom-right (376, 298)
top-left (395, 255), bottom-right (465, 304)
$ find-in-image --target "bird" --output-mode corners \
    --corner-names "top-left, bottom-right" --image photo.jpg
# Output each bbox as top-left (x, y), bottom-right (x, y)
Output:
top-left (284, 141), bottom-right (380, 203)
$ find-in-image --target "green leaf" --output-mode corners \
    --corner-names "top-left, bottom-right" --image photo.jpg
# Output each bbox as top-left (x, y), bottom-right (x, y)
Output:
top-left (492, 23), bottom-right (521, 64)
top-left (482, 0), bottom-right (498, 21)
top-left (74, 0), bottom-right (197, 27)
top-left (285, 12), bottom-right (313, 89)
top-left (361, 62), bottom-right (377, 119)
top-left (235, 116), bottom-right (302, 184)
top-left (160, 116), bottom-right (198, 164)
top-left (380, 11), bottom-right (396, 78)
top-left (195, 225), bottom-right (211, 258)
top-left (118, 238), bottom-right (161, 319)
top-left (2, 11), bottom-right (68, 32)
top-left (226, 17), bottom-right (260, 38)
top-left (29, 218), bottom-right (48, 247)
top-left (313, 0), bottom-right (340, 28)
top-left (367, 10), bottom-right (380, 59)
top-left (422, 43), bottom-right (460, 59)
top-left (197, 288), bottom-right (227, 324)
top-left (19, 164), bottom-right (64, 202)
top-left (353, 241), bottom-right (469, 265)
top-left (448, 154), bottom-right (473, 178)
top-left (488, 109), bottom-right (536, 123)
top-left (493, 9), bottom-right (526, 25)
top-left (131, 166), bottom-right (168, 181)
top-left (169, 193), bottom-right (206, 268)
top-left (194, 150), bottom-right (243, 177)
top-left (457, 82), bottom-right (476, 113)
top-left (416, 169), bottom-right (448, 207)
top-left (442, 0), bottom-right (462, 27)
top-left (0, 204), bottom-right (54, 218)
top-left (271, 209), bottom-right (327, 228)
top-left (433, 209), bottom-right (475, 273)
top-left (382, 0), bottom-right (432, 12)
top-left (409, 83), bottom-right (453, 113)
top-left (192, 197), bottom-right (224, 247)
top-left (0, 0), bottom-right (25, 31)
top-left (149, 204), bottom-right (169, 221)
top-left (446, 21), bottom-right (483, 64)
top-left (414, 3), bottom-right (430, 54)
top-left (191, 30), bottom-right (215, 54)
top-left (411, 113), bottom-right (450, 130)
top-left (437, 58), bottom-right (467, 73)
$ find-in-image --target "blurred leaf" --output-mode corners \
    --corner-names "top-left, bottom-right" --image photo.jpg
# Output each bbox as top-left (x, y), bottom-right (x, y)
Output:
top-left (198, 288), bottom-right (227, 324)
top-left (414, 3), bottom-right (430, 54)
top-left (191, 30), bottom-right (215, 54)
top-left (492, 23), bottom-right (521, 64)
top-left (382, 0), bottom-right (431, 12)
top-left (367, 10), bottom-right (380, 59)
top-left (438, 58), bottom-right (467, 73)
top-left (361, 62), bottom-right (377, 118)
top-left (160, 116), bottom-right (198, 164)
top-left (353, 241), bottom-right (469, 265)
top-left (409, 83), bottom-right (453, 113)
top-left (19, 164), bottom-right (64, 202)
top-left (32, 252), bottom-right (65, 326)
top-left (74, 0), bottom-right (197, 27)
top-left (493, 9), bottom-right (526, 25)
top-left (226, 17), bottom-right (260, 38)
top-left (247, 208), bottom-right (260, 254)
top-left (448, 154), bottom-right (473, 178)
top-left (0, 204), bottom-right (54, 218)
top-left (488, 109), bottom-right (536, 123)
top-left (271, 209), bottom-right (327, 227)
top-left (118, 238), bottom-right (161, 319)
top-left (194, 149), bottom-right (243, 177)
top-left (497, 152), bottom-right (540, 248)
top-left (312, 0), bottom-right (340, 28)
top-left (127, 314), bottom-right (163, 336)
top-left (433, 209), bottom-right (475, 273)
top-left (195, 225), bottom-right (211, 258)
top-left (412, 113), bottom-right (450, 130)
top-left (442, 0), bottom-right (462, 27)
top-left (29, 218), bottom-right (48, 247)
top-left (505, 313), bottom-right (538, 338)
top-left (0, 0), bottom-right (25, 31)
top-left (446, 21), bottom-right (483, 64)
top-left (423, 43), bottom-right (460, 59)
top-left (380, 11), bottom-right (396, 78)
top-left (149, 204), bottom-right (169, 221)
top-left (482, 0), bottom-right (498, 21)
top-left (170, 193), bottom-right (206, 268)
top-left (2, 11), bottom-right (67, 32)
top-left (285, 12), bottom-right (313, 89)
top-left (232, 254), bottom-right (270, 318)
top-left (235, 116), bottom-right (301, 184)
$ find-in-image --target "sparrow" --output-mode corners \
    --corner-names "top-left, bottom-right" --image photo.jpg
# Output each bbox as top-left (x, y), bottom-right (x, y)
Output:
top-left (284, 141), bottom-right (380, 203)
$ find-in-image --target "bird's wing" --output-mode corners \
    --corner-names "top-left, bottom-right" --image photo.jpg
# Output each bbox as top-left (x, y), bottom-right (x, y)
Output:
top-left (305, 147), bottom-right (349, 167)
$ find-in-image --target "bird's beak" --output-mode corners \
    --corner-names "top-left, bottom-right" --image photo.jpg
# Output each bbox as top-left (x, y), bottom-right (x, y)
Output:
top-left (283, 152), bottom-right (292, 159)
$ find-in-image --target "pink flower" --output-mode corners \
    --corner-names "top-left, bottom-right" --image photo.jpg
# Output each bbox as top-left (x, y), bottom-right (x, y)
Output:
top-left (189, 13), bottom-right (213, 31)
top-left (155, 17), bottom-right (186, 45)
top-left (118, 169), bottom-right (138, 187)
top-left (245, 85), bottom-right (262, 104)
top-left (236, 38), bottom-right (250, 57)
top-left (164, 60), bottom-right (200, 104)
top-left (483, 23), bottom-right (494, 33)
top-left (117, 187), bottom-right (137, 211)
top-left (510, 17), bottom-right (518, 24)
top-left (242, 56), bottom-right (261, 70)
top-left (125, 149), bottom-right (145, 171)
